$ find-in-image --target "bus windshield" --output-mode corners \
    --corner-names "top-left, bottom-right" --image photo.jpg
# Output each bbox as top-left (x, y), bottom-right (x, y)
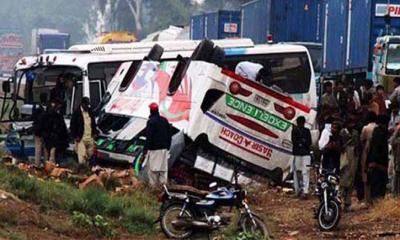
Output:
top-left (19, 66), bottom-right (83, 116)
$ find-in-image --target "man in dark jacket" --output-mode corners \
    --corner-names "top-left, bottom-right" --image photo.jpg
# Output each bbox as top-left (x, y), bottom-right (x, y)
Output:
top-left (70, 97), bottom-right (98, 164)
top-left (321, 121), bottom-right (342, 173)
top-left (33, 93), bottom-right (48, 167)
top-left (41, 98), bottom-right (69, 163)
top-left (291, 116), bottom-right (312, 198)
top-left (368, 115), bottom-right (389, 201)
top-left (143, 102), bottom-right (172, 187)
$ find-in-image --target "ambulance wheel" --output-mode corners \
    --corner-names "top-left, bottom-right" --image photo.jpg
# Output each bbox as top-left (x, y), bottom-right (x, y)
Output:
top-left (191, 40), bottom-right (215, 61)
top-left (146, 44), bottom-right (164, 61)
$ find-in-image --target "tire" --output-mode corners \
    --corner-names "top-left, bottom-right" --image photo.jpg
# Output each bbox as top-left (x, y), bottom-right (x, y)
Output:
top-left (239, 214), bottom-right (270, 239)
top-left (160, 204), bottom-right (194, 239)
top-left (146, 44), bottom-right (164, 61)
top-left (317, 200), bottom-right (341, 231)
top-left (191, 40), bottom-right (214, 61)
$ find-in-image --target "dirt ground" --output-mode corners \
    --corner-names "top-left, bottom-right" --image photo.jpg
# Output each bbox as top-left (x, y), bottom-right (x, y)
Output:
top-left (2, 188), bottom-right (400, 240)
top-left (1, 168), bottom-right (400, 240)
top-left (255, 188), bottom-right (400, 240)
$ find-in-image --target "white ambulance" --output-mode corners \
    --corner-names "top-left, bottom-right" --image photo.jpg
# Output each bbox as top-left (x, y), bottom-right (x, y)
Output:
top-left (96, 41), bottom-right (317, 182)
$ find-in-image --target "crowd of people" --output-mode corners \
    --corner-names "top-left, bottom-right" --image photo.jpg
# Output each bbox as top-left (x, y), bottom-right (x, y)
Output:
top-left (33, 95), bottom-right (98, 168)
top-left (292, 78), bottom-right (400, 211)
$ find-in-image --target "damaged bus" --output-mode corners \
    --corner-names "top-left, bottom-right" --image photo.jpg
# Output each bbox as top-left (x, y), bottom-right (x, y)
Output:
top-left (95, 40), bottom-right (318, 183)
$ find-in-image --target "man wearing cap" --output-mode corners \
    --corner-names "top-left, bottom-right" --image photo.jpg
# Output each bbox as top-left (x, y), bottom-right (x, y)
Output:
top-left (70, 97), bottom-right (98, 165)
top-left (143, 103), bottom-right (172, 187)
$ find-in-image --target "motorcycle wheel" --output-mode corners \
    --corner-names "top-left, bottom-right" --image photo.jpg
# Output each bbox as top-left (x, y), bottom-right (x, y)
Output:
top-left (239, 214), bottom-right (270, 239)
top-left (160, 204), bottom-right (194, 239)
top-left (317, 200), bottom-right (341, 231)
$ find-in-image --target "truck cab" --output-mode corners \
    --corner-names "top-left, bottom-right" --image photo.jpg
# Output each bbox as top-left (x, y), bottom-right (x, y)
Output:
top-left (373, 35), bottom-right (400, 92)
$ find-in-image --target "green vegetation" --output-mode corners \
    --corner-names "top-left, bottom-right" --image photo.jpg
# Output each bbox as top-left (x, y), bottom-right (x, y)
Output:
top-left (0, 164), bottom-right (159, 236)
top-left (72, 211), bottom-right (114, 237)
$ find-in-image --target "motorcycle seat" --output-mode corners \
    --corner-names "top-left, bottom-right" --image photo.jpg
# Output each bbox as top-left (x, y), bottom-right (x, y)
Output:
top-left (167, 184), bottom-right (209, 197)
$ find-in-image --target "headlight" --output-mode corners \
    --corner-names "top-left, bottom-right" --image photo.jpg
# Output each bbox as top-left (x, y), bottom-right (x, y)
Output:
top-left (321, 182), bottom-right (328, 189)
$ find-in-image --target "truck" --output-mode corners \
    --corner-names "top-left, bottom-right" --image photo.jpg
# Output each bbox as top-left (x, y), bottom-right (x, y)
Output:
top-left (320, 0), bottom-right (400, 88)
top-left (190, 10), bottom-right (242, 40)
top-left (0, 33), bottom-right (23, 77)
top-left (31, 28), bottom-right (70, 55)
top-left (240, 0), bottom-right (323, 44)
top-left (95, 41), bottom-right (318, 182)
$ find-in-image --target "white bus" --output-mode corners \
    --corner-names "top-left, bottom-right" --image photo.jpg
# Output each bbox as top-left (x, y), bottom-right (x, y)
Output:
top-left (4, 39), bottom-right (254, 122)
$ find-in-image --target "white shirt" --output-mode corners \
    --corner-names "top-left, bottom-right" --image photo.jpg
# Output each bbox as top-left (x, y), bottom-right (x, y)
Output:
top-left (318, 124), bottom-right (332, 150)
top-left (235, 61), bottom-right (264, 81)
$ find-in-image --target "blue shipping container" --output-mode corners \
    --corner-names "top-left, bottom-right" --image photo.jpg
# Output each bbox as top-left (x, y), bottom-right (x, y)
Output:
top-left (321, 0), bottom-right (400, 76)
top-left (241, 0), bottom-right (323, 44)
top-left (205, 10), bottom-right (241, 39)
top-left (190, 14), bottom-right (205, 40)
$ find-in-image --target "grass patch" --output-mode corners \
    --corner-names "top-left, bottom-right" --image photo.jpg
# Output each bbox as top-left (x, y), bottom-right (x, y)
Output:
top-left (0, 164), bottom-right (159, 236)
top-left (0, 228), bottom-right (27, 240)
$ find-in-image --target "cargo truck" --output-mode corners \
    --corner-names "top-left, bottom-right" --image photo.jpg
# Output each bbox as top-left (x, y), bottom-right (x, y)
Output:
top-left (190, 10), bottom-right (242, 40)
top-left (0, 33), bottom-right (23, 77)
top-left (240, 0), bottom-right (323, 44)
top-left (320, 0), bottom-right (400, 88)
top-left (31, 28), bottom-right (70, 54)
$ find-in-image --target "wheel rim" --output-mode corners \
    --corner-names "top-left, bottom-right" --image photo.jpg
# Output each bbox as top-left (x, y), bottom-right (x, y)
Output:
top-left (162, 206), bottom-right (193, 238)
top-left (318, 201), bottom-right (340, 230)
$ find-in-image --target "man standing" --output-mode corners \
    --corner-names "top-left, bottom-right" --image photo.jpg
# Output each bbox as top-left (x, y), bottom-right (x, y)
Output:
top-left (70, 97), bottom-right (98, 165)
top-left (370, 85), bottom-right (388, 116)
top-left (390, 123), bottom-right (400, 196)
top-left (321, 81), bottom-right (338, 111)
top-left (360, 112), bottom-right (377, 206)
top-left (389, 78), bottom-right (400, 104)
top-left (143, 103), bottom-right (172, 187)
top-left (291, 116), bottom-right (312, 198)
top-left (321, 121), bottom-right (342, 173)
top-left (42, 99), bottom-right (69, 163)
top-left (33, 93), bottom-right (47, 167)
top-left (339, 116), bottom-right (359, 212)
top-left (368, 115), bottom-right (389, 201)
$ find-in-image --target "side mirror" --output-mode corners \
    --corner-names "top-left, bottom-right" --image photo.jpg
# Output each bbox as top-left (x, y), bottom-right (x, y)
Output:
top-left (209, 182), bottom-right (217, 189)
top-left (2, 80), bottom-right (10, 93)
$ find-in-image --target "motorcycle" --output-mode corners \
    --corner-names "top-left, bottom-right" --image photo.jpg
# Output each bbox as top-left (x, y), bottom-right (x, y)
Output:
top-left (312, 164), bottom-right (341, 231)
top-left (158, 171), bottom-right (269, 239)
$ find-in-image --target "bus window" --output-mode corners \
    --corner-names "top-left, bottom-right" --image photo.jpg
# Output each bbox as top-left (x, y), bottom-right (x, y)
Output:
top-left (224, 52), bottom-right (311, 94)
top-left (89, 81), bottom-right (102, 108)
top-left (88, 62), bottom-right (123, 86)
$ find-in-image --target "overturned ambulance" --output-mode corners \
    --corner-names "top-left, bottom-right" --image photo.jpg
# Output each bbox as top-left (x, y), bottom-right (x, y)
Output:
top-left (96, 40), bottom-right (317, 183)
